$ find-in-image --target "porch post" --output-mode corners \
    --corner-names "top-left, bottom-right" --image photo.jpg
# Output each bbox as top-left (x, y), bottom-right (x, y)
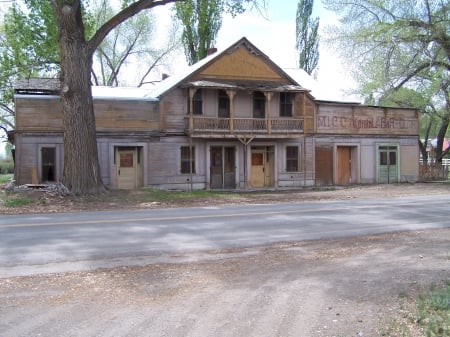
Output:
top-left (265, 92), bottom-right (273, 134)
top-left (188, 88), bottom-right (196, 133)
top-left (227, 90), bottom-right (236, 133)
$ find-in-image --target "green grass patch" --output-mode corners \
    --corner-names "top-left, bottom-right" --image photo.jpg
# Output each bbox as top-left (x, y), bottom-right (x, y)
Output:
top-left (138, 188), bottom-right (235, 202)
top-left (417, 282), bottom-right (450, 336)
top-left (382, 282), bottom-right (450, 337)
top-left (0, 174), bottom-right (13, 184)
top-left (2, 196), bottom-right (35, 208)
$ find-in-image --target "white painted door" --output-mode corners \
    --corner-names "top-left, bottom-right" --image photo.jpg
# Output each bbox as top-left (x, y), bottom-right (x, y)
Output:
top-left (116, 148), bottom-right (137, 189)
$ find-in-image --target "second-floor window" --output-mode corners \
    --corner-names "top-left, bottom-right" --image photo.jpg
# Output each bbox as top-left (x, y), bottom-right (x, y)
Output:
top-left (253, 91), bottom-right (266, 118)
top-left (218, 90), bottom-right (230, 118)
top-left (190, 89), bottom-right (202, 115)
top-left (280, 92), bottom-right (293, 117)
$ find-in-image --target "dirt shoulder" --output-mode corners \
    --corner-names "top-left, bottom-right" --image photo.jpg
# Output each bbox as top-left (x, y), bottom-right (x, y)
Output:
top-left (1, 228), bottom-right (449, 337)
top-left (2, 181), bottom-right (450, 214)
top-left (1, 183), bottom-right (449, 336)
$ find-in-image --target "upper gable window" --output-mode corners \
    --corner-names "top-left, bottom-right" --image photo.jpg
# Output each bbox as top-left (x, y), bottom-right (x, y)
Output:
top-left (218, 90), bottom-right (230, 118)
top-left (189, 89), bottom-right (203, 115)
top-left (253, 91), bottom-right (266, 118)
top-left (280, 92), bottom-right (294, 117)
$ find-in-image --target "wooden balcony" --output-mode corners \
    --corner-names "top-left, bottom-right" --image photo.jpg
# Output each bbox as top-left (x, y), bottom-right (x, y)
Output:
top-left (185, 116), bottom-right (304, 137)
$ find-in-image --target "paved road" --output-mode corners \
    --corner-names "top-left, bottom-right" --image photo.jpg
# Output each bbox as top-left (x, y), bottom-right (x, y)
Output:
top-left (1, 194), bottom-right (449, 277)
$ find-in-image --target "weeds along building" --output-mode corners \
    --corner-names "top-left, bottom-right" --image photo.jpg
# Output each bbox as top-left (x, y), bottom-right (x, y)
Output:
top-left (11, 37), bottom-right (419, 190)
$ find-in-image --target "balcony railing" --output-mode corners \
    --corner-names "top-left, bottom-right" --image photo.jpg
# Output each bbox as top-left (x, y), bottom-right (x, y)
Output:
top-left (185, 116), bottom-right (304, 135)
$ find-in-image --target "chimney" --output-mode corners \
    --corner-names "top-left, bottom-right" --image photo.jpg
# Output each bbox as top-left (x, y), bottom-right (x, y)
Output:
top-left (207, 47), bottom-right (217, 56)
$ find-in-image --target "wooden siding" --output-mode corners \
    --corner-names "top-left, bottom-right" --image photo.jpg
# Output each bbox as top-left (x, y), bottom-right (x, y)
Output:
top-left (196, 46), bottom-right (285, 82)
top-left (159, 88), bottom-right (186, 132)
top-left (295, 92), bottom-right (315, 133)
top-left (15, 96), bottom-right (63, 131)
top-left (94, 99), bottom-right (159, 131)
top-left (14, 96), bottom-right (159, 132)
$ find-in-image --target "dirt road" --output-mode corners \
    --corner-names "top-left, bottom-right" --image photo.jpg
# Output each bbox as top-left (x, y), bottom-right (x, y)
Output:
top-left (1, 228), bottom-right (449, 337)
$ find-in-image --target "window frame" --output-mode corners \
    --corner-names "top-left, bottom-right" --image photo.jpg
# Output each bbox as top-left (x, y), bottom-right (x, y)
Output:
top-left (218, 90), bottom-right (230, 118)
top-left (253, 91), bottom-right (266, 118)
top-left (180, 146), bottom-right (196, 174)
top-left (188, 89), bottom-right (203, 115)
top-left (280, 92), bottom-right (293, 117)
top-left (286, 145), bottom-right (299, 172)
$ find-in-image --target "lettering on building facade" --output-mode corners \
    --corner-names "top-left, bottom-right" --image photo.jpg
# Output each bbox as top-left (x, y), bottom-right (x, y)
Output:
top-left (316, 109), bottom-right (418, 135)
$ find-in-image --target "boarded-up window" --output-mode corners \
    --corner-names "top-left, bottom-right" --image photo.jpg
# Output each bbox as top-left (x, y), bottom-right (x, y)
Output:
top-left (181, 146), bottom-right (196, 174)
top-left (280, 92), bottom-right (293, 117)
top-left (286, 146), bottom-right (299, 172)
top-left (120, 153), bottom-right (133, 167)
top-left (252, 153), bottom-right (263, 165)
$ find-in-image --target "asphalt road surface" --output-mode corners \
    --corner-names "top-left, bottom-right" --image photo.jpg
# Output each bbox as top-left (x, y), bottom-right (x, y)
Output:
top-left (1, 194), bottom-right (449, 277)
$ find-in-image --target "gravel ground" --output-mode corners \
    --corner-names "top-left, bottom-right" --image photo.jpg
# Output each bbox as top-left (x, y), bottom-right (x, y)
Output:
top-left (1, 183), bottom-right (449, 336)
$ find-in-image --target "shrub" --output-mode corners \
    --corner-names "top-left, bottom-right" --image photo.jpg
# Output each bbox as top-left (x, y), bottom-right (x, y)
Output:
top-left (0, 159), bottom-right (14, 174)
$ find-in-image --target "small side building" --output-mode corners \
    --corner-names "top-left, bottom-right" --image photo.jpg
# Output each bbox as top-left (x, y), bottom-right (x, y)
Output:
top-left (11, 37), bottom-right (419, 190)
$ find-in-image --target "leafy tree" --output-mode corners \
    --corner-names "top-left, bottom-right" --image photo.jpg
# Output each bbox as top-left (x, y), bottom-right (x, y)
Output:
top-left (0, 0), bottom-right (183, 194)
top-left (174, 0), bottom-right (266, 65)
top-left (0, 0), bottom-right (61, 144)
top-left (47, 0), bottom-right (263, 194)
top-left (295, 0), bottom-right (319, 75)
top-left (323, 0), bottom-right (449, 162)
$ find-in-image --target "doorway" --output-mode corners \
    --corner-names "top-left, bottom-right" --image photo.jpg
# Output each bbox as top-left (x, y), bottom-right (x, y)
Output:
top-left (210, 146), bottom-right (236, 189)
top-left (315, 146), bottom-right (333, 185)
top-left (115, 147), bottom-right (143, 189)
top-left (250, 146), bottom-right (274, 188)
top-left (378, 145), bottom-right (399, 183)
top-left (41, 147), bottom-right (56, 182)
top-left (337, 146), bottom-right (352, 185)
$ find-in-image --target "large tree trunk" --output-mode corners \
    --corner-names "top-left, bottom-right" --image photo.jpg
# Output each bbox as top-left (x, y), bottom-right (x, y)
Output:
top-left (54, 2), bottom-right (105, 194)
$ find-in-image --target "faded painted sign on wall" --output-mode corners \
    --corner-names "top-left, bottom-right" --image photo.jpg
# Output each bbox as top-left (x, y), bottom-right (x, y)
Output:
top-left (316, 105), bottom-right (418, 135)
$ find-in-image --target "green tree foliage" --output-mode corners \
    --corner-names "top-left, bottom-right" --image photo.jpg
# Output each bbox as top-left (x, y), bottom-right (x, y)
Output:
top-left (0, 0), bottom-right (61, 143)
top-left (4, 0), bottom-right (262, 194)
top-left (295, 0), bottom-right (319, 75)
top-left (323, 0), bottom-right (449, 162)
top-left (174, 0), bottom-right (266, 65)
top-left (174, 0), bottom-right (222, 65)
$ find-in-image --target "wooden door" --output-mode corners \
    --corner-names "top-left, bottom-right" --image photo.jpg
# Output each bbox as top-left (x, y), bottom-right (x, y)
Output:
top-left (337, 146), bottom-right (352, 185)
top-left (251, 151), bottom-right (265, 187)
top-left (116, 148), bottom-right (139, 189)
top-left (378, 145), bottom-right (399, 183)
top-left (210, 146), bottom-right (236, 189)
top-left (250, 147), bottom-right (274, 188)
top-left (315, 146), bottom-right (333, 185)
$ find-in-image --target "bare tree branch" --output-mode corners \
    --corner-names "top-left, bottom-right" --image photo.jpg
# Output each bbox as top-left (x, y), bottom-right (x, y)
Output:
top-left (88, 0), bottom-right (178, 56)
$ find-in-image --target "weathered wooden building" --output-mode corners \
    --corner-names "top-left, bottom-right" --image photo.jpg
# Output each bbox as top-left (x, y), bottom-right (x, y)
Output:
top-left (12, 37), bottom-right (419, 190)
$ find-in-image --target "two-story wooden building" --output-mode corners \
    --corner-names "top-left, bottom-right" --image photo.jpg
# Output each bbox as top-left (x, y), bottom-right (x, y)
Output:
top-left (11, 37), bottom-right (419, 190)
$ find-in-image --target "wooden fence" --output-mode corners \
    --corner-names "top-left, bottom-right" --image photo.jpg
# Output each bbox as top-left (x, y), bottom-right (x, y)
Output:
top-left (419, 158), bottom-right (450, 181)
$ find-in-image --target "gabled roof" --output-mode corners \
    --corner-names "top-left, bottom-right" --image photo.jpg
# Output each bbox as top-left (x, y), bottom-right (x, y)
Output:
top-left (148, 37), bottom-right (307, 99)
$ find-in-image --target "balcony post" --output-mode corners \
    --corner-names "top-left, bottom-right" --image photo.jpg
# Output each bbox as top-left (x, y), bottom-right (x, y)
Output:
top-left (188, 88), bottom-right (196, 132)
top-left (227, 90), bottom-right (236, 132)
top-left (265, 92), bottom-right (273, 134)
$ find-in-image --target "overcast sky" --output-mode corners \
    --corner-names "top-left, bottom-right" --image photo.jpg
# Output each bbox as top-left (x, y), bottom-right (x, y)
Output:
top-left (0, 0), bottom-right (360, 157)
top-left (154, 0), bottom-right (359, 101)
